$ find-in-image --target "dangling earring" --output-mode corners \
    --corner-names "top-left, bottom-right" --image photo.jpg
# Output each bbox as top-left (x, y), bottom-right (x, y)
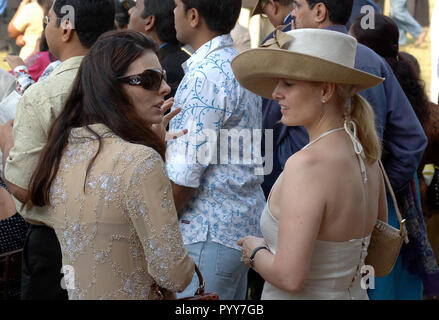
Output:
top-left (321, 98), bottom-right (326, 103)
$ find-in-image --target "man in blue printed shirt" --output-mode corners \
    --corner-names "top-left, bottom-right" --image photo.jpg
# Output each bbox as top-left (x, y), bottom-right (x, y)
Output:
top-left (167, 0), bottom-right (265, 299)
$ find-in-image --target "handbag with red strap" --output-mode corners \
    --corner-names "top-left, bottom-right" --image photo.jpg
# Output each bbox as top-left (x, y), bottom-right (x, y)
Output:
top-left (148, 264), bottom-right (219, 300)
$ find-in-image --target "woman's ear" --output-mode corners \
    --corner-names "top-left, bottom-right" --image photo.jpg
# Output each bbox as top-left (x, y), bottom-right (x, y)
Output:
top-left (321, 82), bottom-right (336, 103)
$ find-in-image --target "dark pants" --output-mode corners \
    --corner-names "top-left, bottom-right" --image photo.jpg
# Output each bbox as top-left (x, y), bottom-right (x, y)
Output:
top-left (21, 224), bottom-right (68, 300)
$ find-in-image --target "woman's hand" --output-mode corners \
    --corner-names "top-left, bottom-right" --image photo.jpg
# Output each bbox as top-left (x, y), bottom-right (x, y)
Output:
top-left (151, 97), bottom-right (188, 142)
top-left (4, 55), bottom-right (26, 70)
top-left (237, 236), bottom-right (267, 268)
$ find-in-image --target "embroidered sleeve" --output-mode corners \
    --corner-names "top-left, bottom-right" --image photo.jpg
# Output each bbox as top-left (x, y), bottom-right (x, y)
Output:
top-left (124, 148), bottom-right (194, 292)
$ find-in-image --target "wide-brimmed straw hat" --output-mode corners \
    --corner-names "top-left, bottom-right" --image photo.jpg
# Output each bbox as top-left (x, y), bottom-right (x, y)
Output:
top-left (231, 28), bottom-right (384, 99)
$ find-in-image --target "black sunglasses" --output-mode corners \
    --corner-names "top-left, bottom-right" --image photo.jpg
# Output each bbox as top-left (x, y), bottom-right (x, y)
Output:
top-left (118, 69), bottom-right (167, 91)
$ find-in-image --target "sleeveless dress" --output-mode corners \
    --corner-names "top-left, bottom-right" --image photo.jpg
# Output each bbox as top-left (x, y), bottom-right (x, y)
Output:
top-left (260, 125), bottom-right (372, 300)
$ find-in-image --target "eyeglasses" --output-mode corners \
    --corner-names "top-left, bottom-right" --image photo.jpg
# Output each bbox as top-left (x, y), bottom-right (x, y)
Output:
top-left (118, 69), bottom-right (167, 91)
top-left (43, 15), bottom-right (62, 25)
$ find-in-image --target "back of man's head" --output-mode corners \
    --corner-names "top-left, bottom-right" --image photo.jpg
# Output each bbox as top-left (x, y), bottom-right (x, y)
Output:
top-left (53, 0), bottom-right (115, 49)
top-left (306, 0), bottom-right (353, 25)
top-left (181, 0), bottom-right (242, 35)
top-left (142, 0), bottom-right (179, 44)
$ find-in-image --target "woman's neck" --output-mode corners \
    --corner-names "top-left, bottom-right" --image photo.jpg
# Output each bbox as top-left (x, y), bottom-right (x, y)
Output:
top-left (305, 116), bottom-right (344, 143)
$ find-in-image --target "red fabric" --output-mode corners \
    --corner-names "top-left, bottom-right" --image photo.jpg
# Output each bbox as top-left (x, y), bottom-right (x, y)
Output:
top-left (26, 51), bottom-right (51, 82)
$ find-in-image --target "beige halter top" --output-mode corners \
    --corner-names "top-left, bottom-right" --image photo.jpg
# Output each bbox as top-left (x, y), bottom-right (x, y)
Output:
top-left (259, 122), bottom-right (371, 300)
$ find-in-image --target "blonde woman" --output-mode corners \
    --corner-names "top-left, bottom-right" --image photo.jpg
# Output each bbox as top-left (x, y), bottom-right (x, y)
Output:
top-left (235, 29), bottom-right (388, 300)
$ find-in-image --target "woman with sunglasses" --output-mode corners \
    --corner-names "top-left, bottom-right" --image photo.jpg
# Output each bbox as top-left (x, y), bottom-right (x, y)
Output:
top-left (28, 30), bottom-right (195, 300)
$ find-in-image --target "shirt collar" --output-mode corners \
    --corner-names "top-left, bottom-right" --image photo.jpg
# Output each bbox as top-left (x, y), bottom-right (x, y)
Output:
top-left (283, 12), bottom-right (292, 24)
top-left (324, 25), bottom-right (349, 35)
top-left (182, 34), bottom-right (234, 73)
top-left (53, 56), bottom-right (84, 75)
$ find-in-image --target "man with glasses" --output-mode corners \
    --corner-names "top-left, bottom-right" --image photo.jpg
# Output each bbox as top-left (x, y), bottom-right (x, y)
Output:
top-left (0, 0), bottom-right (115, 300)
top-left (128, 0), bottom-right (189, 98)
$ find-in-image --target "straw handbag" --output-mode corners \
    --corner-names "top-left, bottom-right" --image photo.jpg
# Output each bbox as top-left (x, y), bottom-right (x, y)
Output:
top-left (365, 161), bottom-right (409, 277)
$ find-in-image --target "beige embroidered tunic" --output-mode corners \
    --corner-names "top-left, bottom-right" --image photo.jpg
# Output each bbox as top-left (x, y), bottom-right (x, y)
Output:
top-left (50, 124), bottom-right (194, 300)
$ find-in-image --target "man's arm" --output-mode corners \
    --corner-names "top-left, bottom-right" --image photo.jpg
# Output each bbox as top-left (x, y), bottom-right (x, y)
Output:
top-left (379, 63), bottom-right (428, 192)
top-left (7, 0), bottom-right (30, 39)
top-left (0, 120), bottom-right (30, 204)
top-left (2, 83), bottom-right (52, 205)
top-left (171, 182), bottom-right (195, 217)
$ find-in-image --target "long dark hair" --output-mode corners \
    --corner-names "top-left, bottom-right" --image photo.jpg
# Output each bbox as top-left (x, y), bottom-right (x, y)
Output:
top-left (351, 13), bottom-right (430, 124)
top-left (29, 30), bottom-right (166, 207)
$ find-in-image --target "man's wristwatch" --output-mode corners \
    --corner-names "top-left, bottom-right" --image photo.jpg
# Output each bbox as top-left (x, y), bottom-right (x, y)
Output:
top-left (249, 245), bottom-right (270, 268)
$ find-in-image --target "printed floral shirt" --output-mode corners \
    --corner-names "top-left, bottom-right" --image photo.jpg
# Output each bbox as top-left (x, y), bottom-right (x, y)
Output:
top-left (166, 34), bottom-right (265, 251)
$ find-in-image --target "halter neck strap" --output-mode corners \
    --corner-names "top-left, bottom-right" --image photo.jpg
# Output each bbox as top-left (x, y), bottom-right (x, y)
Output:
top-left (302, 121), bottom-right (368, 184)
top-left (302, 127), bottom-right (344, 150)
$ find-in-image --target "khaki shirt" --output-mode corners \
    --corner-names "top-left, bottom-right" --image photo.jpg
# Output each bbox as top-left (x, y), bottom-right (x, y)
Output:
top-left (5, 56), bottom-right (83, 227)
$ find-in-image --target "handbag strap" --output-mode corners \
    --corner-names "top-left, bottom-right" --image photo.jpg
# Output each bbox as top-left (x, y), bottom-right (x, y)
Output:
top-left (378, 160), bottom-right (409, 243)
top-left (148, 264), bottom-right (206, 299)
top-left (193, 264), bottom-right (205, 295)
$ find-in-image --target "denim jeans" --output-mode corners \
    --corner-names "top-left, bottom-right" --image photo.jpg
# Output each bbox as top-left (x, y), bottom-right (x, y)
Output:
top-left (177, 234), bottom-right (249, 300)
top-left (390, 0), bottom-right (423, 45)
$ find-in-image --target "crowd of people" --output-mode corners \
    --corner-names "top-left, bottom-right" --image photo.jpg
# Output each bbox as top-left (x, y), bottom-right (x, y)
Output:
top-left (0, 0), bottom-right (438, 300)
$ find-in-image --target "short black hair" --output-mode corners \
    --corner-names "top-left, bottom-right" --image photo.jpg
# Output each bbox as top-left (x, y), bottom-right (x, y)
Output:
top-left (142, 0), bottom-right (178, 44)
top-left (53, 0), bottom-right (116, 49)
top-left (306, 0), bottom-right (353, 25)
top-left (181, 0), bottom-right (242, 35)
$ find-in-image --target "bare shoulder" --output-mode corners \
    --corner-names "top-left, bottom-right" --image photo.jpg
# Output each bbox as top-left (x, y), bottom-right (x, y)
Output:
top-left (283, 148), bottom-right (326, 181)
